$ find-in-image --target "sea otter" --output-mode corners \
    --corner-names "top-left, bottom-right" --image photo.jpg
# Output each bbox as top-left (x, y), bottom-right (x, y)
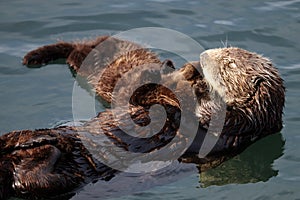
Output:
top-left (0, 36), bottom-right (285, 199)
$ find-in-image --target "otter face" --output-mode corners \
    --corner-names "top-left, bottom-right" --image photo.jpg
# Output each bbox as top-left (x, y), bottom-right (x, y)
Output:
top-left (200, 47), bottom-right (284, 108)
top-left (198, 47), bottom-right (285, 138)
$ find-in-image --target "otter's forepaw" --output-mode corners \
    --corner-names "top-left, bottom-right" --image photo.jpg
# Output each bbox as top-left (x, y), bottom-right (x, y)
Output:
top-left (23, 42), bottom-right (75, 67)
top-left (23, 51), bottom-right (49, 67)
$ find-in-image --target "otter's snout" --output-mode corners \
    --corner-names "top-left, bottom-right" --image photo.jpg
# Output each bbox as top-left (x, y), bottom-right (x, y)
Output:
top-left (200, 51), bottom-right (208, 60)
top-left (199, 49), bottom-right (228, 100)
top-left (200, 49), bottom-right (217, 70)
top-left (200, 49), bottom-right (219, 67)
top-left (199, 52), bottom-right (209, 68)
top-left (199, 49), bottom-right (219, 72)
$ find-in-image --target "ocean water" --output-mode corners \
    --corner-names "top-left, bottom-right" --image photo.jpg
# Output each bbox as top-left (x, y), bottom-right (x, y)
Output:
top-left (0, 0), bottom-right (300, 199)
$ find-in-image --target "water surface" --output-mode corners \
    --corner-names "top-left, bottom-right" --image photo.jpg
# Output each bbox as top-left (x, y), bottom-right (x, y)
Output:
top-left (0, 0), bottom-right (300, 199)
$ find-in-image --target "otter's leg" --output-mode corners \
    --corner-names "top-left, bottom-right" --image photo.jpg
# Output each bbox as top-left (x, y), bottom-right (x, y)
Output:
top-left (23, 36), bottom-right (110, 70)
top-left (23, 42), bottom-right (96, 77)
top-left (66, 45), bottom-right (93, 72)
top-left (23, 42), bottom-right (75, 67)
top-left (12, 145), bottom-right (84, 198)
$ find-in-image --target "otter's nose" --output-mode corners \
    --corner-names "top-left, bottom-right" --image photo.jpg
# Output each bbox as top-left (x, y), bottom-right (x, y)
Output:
top-left (200, 51), bottom-right (210, 68)
top-left (200, 52), bottom-right (208, 61)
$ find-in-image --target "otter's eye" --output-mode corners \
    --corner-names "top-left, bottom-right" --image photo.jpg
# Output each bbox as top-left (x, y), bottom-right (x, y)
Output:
top-left (224, 58), bottom-right (237, 69)
top-left (228, 61), bottom-right (237, 68)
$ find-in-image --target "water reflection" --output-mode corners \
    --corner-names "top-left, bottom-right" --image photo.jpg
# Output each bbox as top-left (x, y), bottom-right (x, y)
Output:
top-left (199, 133), bottom-right (285, 187)
top-left (71, 133), bottom-right (284, 199)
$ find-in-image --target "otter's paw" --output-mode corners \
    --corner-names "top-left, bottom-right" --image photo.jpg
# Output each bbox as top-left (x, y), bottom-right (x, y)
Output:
top-left (23, 50), bottom-right (51, 67)
top-left (23, 43), bottom-right (75, 67)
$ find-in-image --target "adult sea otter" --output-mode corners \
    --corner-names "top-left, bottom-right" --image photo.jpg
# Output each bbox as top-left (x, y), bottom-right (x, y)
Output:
top-left (0, 36), bottom-right (285, 199)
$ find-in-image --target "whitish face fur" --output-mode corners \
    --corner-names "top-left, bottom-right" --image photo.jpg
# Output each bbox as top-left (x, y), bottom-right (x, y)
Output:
top-left (200, 47), bottom-right (284, 107)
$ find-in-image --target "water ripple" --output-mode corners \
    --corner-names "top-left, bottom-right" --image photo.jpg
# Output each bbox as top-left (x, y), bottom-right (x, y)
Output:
top-left (255, 0), bottom-right (300, 11)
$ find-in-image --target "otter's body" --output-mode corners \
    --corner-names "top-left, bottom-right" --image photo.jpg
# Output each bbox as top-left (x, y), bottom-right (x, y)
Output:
top-left (0, 36), bottom-right (285, 199)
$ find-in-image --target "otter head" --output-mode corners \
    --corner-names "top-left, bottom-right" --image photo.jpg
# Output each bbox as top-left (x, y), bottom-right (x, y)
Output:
top-left (199, 47), bottom-right (285, 136)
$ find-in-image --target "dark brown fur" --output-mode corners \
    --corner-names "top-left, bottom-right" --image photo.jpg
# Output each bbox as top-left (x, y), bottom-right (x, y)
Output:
top-left (23, 36), bottom-right (161, 103)
top-left (0, 37), bottom-right (285, 199)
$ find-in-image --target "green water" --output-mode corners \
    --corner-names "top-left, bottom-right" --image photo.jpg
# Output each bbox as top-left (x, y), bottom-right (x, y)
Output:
top-left (0, 0), bottom-right (300, 199)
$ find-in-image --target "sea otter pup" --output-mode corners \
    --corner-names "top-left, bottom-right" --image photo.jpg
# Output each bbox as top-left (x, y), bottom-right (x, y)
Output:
top-left (0, 36), bottom-right (285, 199)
